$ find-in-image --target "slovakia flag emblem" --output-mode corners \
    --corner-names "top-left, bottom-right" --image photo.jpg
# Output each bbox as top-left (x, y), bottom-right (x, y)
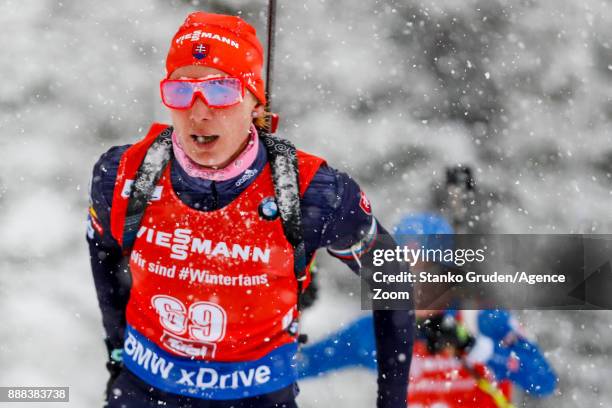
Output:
top-left (192, 43), bottom-right (209, 60)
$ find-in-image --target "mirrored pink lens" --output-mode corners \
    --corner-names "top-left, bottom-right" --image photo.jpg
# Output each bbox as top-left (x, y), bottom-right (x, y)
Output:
top-left (201, 78), bottom-right (243, 107)
top-left (161, 81), bottom-right (195, 108)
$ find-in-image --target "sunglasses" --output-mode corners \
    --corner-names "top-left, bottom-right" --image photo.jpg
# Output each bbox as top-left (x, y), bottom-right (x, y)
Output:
top-left (160, 77), bottom-right (244, 110)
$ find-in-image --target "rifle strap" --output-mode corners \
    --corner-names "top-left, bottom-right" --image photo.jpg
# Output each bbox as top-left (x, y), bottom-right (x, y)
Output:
top-left (122, 126), bottom-right (173, 249)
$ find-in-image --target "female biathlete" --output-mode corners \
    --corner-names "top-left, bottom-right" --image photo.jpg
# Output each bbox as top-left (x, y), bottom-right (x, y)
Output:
top-left (87, 11), bottom-right (414, 408)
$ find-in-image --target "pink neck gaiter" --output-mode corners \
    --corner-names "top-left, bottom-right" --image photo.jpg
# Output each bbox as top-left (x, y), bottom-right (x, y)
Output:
top-left (172, 125), bottom-right (259, 181)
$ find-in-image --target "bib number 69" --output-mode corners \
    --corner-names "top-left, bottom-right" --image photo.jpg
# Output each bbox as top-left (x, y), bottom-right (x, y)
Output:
top-left (151, 295), bottom-right (227, 342)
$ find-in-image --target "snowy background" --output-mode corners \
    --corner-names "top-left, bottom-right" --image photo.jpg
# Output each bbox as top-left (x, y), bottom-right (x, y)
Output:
top-left (0, 0), bottom-right (611, 406)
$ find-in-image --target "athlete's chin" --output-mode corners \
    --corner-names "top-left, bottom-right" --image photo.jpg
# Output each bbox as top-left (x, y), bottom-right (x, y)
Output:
top-left (186, 147), bottom-right (231, 169)
top-left (190, 153), bottom-right (224, 168)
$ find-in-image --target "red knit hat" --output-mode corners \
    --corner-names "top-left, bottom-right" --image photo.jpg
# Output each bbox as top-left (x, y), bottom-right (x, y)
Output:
top-left (166, 12), bottom-right (266, 105)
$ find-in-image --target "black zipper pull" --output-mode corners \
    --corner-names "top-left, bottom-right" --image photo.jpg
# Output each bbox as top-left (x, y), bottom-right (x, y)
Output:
top-left (211, 181), bottom-right (218, 210)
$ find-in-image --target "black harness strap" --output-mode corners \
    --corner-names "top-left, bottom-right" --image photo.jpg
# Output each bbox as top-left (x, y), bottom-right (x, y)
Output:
top-left (122, 126), bottom-right (173, 250)
top-left (260, 134), bottom-right (307, 287)
top-left (260, 133), bottom-right (309, 342)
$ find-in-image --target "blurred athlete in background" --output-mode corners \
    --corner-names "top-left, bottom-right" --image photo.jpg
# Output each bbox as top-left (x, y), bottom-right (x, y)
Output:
top-left (297, 168), bottom-right (557, 407)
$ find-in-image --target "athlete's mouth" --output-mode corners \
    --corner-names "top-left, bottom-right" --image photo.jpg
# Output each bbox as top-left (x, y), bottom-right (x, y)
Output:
top-left (191, 134), bottom-right (219, 145)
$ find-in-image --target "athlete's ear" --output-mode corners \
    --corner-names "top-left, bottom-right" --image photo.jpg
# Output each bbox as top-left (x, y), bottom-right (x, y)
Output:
top-left (252, 103), bottom-right (265, 117)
